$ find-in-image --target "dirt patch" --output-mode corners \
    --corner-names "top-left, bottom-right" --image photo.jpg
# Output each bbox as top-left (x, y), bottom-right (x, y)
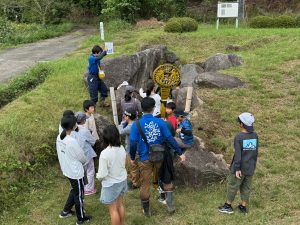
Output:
top-left (135, 18), bottom-right (164, 29)
top-left (226, 36), bottom-right (280, 52)
top-left (281, 59), bottom-right (300, 72)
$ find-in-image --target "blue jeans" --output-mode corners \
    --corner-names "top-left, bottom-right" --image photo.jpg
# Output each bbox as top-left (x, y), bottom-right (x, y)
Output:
top-left (87, 74), bottom-right (108, 103)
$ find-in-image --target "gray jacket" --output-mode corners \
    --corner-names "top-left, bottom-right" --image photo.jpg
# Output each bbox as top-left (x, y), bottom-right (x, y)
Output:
top-left (118, 122), bottom-right (133, 153)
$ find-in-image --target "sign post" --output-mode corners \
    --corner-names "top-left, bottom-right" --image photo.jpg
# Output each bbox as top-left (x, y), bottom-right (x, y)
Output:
top-left (100, 22), bottom-right (104, 40)
top-left (217, 1), bottom-right (239, 30)
top-left (153, 64), bottom-right (181, 118)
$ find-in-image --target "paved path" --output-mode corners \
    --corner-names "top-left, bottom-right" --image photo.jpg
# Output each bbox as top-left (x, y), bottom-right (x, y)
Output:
top-left (0, 28), bottom-right (95, 83)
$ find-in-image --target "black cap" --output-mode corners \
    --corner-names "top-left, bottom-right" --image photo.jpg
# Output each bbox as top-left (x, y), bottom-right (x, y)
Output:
top-left (174, 109), bottom-right (188, 117)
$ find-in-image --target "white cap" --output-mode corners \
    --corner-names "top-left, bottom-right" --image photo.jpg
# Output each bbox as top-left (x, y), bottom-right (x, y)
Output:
top-left (238, 112), bottom-right (255, 132)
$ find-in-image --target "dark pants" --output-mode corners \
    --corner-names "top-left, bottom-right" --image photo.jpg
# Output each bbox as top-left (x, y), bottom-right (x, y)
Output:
top-left (63, 178), bottom-right (85, 221)
top-left (87, 74), bottom-right (108, 103)
top-left (227, 173), bottom-right (253, 203)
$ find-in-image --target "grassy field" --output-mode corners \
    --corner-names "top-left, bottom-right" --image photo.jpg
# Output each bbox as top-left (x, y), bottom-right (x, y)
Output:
top-left (0, 23), bottom-right (299, 225)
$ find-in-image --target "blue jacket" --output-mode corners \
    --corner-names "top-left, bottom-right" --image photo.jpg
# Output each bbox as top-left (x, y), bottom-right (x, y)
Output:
top-left (88, 51), bottom-right (107, 75)
top-left (178, 118), bottom-right (194, 145)
top-left (130, 114), bottom-right (183, 161)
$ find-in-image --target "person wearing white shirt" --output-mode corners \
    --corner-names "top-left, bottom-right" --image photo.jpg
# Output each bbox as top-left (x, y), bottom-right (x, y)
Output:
top-left (139, 81), bottom-right (161, 117)
top-left (73, 112), bottom-right (97, 196)
top-left (96, 125), bottom-right (127, 225)
top-left (56, 115), bottom-right (92, 225)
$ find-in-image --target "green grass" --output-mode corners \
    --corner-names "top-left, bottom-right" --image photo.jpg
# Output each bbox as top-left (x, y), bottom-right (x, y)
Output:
top-left (0, 22), bottom-right (74, 49)
top-left (0, 24), bottom-right (300, 224)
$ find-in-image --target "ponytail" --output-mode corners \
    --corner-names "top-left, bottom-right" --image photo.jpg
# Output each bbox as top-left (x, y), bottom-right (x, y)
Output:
top-left (60, 129), bottom-right (67, 140)
top-left (146, 81), bottom-right (155, 97)
top-left (124, 90), bottom-right (132, 102)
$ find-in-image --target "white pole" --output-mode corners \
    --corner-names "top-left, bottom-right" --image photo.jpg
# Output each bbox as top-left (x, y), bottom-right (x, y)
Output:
top-left (216, 18), bottom-right (220, 30)
top-left (100, 22), bottom-right (104, 41)
top-left (110, 87), bottom-right (119, 125)
top-left (236, 18), bottom-right (239, 28)
top-left (185, 87), bottom-right (193, 113)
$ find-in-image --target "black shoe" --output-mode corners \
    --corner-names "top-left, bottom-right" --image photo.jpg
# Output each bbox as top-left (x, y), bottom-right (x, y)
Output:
top-left (218, 203), bottom-right (234, 214)
top-left (76, 215), bottom-right (92, 225)
top-left (142, 200), bottom-right (151, 217)
top-left (59, 210), bottom-right (75, 218)
top-left (237, 204), bottom-right (247, 214)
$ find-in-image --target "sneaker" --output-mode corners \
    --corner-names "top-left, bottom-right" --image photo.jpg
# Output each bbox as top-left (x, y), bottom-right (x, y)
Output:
top-left (157, 196), bottom-right (167, 205)
top-left (84, 188), bottom-right (97, 196)
top-left (59, 210), bottom-right (74, 218)
top-left (237, 204), bottom-right (247, 214)
top-left (76, 215), bottom-right (92, 225)
top-left (218, 203), bottom-right (234, 214)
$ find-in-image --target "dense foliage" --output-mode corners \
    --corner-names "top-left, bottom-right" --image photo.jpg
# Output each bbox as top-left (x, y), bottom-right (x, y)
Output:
top-left (249, 15), bottom-right (299, 28)
top-left (164, 17), bottom-right (198, 33)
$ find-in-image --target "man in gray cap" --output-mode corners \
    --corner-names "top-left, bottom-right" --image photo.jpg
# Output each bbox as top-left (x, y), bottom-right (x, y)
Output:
top-left (218, 112), bottom-right (259, 214)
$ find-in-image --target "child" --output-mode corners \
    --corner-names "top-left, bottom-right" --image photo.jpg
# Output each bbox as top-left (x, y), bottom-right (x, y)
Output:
top-left (121, 85), bottom-right (142, 116)
top-left (218, 112), bottom-right (258, 214)
top-left (74, 112), bottom-right (97, 196)
top-left (117, 108), bottom-right (140, 189)
top-left (58, 110), bottom-right (74, 134)
top-left (87, 45), bottom-right (109, 107)
top-left (139, 81), bottom-right (161, 117)
top-left (83, 100), bottom-right (99, 140)
top-left (56, 115), bottom-right (92, 225)
top-left (174, 109), bottom-right (194, 149)
top-left (166, 102), bottom-right (177, 130)
top-left (96, 125), bottom-right (127, 225)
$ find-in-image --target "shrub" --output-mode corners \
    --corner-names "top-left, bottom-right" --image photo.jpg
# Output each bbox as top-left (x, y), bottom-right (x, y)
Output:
top-left (0, 17), bottom-right (14, 43)
top-left (296, 15), bottom-right (300, 27)
top-left (164, 17), bottom-right (198, 33)
top-left (274, 15), bottom-right (295, 28)
top-left (249, 16), bottom-right (275, 28)
top-left (164, 19), bottom-right (182, 32)
top-left (0, 64), bottom-right (52, 108)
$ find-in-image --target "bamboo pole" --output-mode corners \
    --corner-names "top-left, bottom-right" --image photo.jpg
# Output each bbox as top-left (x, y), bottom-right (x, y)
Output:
top-left (110, 87), bottom-right (119, 125)
top-left (185, 87), bottom-right (193, 113)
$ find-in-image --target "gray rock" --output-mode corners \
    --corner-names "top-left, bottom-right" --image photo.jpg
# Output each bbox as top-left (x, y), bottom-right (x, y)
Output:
top-left (180, 64), bottom-right (204, 87)
top-left (172, 87), bottom-right (203, 111)
top-left (174, 137), bottom-right (229, 186)
top-left (165, 52), bottom-right (177, 64)
top-left (203, 53), bottom-right (243, 72)
top-left (101, 47), bottom-right (166, 89)
top-left (194, 72), bottom-right (245, 89)
top-left (94, 114), bottom-right (113, 152)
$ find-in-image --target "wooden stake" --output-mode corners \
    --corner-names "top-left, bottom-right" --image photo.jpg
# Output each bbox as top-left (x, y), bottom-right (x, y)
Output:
top-left (185, 87), bottom-right (193, 113)
top-left (110, 87), bottom-right (119, 125)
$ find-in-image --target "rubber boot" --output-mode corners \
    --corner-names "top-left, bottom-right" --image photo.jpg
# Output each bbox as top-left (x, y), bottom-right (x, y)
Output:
top-left (165, 191), bottom-right (176, 214)
top-left (141, 200), bottom-right (151, 217)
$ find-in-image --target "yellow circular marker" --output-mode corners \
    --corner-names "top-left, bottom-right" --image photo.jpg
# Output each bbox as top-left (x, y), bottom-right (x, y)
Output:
top-left (153, 64), bottom-right (181, 89)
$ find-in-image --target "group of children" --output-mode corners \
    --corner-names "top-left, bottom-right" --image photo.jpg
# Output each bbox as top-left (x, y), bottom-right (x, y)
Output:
top-left (55, 44), bottom-right (259, 225)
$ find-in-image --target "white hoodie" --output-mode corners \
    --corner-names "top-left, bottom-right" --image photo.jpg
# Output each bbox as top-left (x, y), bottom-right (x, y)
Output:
top-left (56, 135), bottom-right (87, 179)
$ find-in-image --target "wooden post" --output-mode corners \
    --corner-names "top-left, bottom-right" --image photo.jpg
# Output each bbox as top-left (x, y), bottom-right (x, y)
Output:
top-left (110, 87), bottom-right (119, 125)
top-left (185, 87), bottom-right (193, 113)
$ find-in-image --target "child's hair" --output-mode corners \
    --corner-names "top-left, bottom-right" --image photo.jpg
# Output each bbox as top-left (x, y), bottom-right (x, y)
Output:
top-left (92, 45), bottom-right (103, 54)
top-left (146, 81), bottom-right (155, 97)
top-left (124, 90), bottom-right (132, 102)
top-left (83, 100), bottom-right (95, 112)
top-left (237, 117), bottom-right (246, 129)
top-left (63, 110), bottom-right (74, 117)
top-left (60, 115), bottom-right (77, 140)
top-left (141, 97), bottom-right (155, 113)
top-left (166, 102), bottom-right (176, 111)
top-left (103, 125), bottom-right (121, 147)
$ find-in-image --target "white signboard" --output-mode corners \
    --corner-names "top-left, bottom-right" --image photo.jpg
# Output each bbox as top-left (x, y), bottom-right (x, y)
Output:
top-left (100, 22), bottom-right (104, 40)
top-left (105, 42), bottom-right (114, 54)
top-left (217, 2), bottom-right (239, 18)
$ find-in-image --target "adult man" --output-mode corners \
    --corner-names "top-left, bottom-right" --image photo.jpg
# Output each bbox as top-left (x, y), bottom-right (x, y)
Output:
top-left (130, 97), bottom-right (186, 216)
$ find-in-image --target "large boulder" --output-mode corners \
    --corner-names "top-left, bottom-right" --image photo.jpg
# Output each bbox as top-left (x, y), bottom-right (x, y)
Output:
top-left (203, 53), bottom-right (242, 72)
top-left (101, 46), bottom-right (167, 89)
top-left (172, 87), bottom-right (203, 111)
top-left (94, 114), bottom-right (113, 153)
top-left (174, 137), bottom-right (229, 186)
top-left (180, 64), bottom-right (204, 87)
top-left (194, 72), bottom-right (245, 89)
